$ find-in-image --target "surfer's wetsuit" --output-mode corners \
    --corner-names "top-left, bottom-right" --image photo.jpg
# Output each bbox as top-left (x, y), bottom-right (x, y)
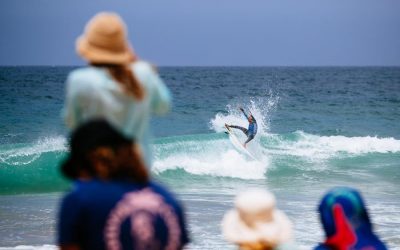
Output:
top-left (229, 109), bottom-right (258, 144)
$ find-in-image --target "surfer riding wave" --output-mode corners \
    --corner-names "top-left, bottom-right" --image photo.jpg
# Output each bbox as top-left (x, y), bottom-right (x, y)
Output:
top-left (225, 107), bottom-right (258, 148)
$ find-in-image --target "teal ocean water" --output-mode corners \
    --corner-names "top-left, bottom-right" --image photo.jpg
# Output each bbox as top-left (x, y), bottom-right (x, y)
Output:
top-left (0, 67), bottom-right (399, 249)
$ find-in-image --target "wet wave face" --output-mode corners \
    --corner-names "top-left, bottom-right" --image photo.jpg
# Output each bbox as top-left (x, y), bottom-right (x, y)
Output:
top-left (1, 124), bottom-right (399, 194)
top-left (1, 66), bottom-right (400, 249)
top-left (0, 136), bottom-right (68, 194)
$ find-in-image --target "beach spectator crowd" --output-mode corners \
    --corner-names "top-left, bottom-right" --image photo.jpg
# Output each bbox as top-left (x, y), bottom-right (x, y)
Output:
top-left (57, 12), bottom-right (388, 250)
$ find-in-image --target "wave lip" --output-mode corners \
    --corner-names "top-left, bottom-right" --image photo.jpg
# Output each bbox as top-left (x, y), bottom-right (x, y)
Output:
top-left (0, 129), bottom-right (398, 194)
top-left (0, 136), bottom-right (66, 166)
top-left (154, 148), bottom-right (267, 180)
top-left (0, 136), bottom-right (68, 195)
top-left (264, 131), bottom-right (400, 161)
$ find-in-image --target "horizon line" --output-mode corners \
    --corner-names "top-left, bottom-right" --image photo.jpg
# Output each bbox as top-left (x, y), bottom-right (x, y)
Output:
top-left (1, 64), bottom-right (400, 68)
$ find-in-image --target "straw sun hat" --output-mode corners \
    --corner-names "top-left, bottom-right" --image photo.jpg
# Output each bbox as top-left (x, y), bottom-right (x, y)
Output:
top-left (76, 12), bottom-right (135, 64)
top-left (222, 189), bottom-right (293, 248)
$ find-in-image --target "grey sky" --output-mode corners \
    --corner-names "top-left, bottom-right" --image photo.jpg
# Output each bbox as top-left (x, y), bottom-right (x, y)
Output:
top-left (0, 0), bottom-right (399, 66)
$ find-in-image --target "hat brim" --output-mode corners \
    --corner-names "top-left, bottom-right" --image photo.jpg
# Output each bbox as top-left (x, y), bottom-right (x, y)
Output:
top-left (76, 36), bottom-right (134, 65)
top-left (221, 209), bottom-right (292, 245)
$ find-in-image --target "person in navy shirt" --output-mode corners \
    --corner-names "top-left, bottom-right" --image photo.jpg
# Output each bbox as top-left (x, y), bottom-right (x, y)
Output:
top-left (225, 107), bottom-right (258, 148)
top-left (58, 120), bottom-right (189, 250)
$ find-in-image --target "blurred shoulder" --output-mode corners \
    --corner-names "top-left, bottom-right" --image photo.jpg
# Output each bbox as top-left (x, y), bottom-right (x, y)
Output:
top-left (66, 67), bottom-right (108, 96)
top-left (67, 67), bottom-right (105, 85)
top-left (61, 183), bottom-right (83, 206)
top-left (131, 61), bottom-right (158, 77)
top-left (62, 181), bottom-right (101, 203)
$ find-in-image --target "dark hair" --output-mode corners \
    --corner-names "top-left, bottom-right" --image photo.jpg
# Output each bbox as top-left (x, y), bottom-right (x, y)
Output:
top-left (62, 120), bottom-right (149, 184)
top-left (93, 63), bottom-right (145, 100)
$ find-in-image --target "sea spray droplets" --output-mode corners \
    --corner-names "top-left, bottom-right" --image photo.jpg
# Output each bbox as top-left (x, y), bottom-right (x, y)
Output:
top-left (248, 89), bottom-right (280, 133)
top-left (151, 130), bottom-right (400, 180)
top-left (153, 149), bottom-right (266, 180)
top-left (209, 90), bottom-right (280, 135)
top-left (0, 136), bottom-right (67, 166)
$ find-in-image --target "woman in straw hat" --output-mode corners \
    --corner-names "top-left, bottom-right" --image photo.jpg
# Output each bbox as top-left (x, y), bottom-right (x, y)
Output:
top-left (63, 12), bottom-right (171, 168)
top-left (222, 189), bottom-right (297, 250)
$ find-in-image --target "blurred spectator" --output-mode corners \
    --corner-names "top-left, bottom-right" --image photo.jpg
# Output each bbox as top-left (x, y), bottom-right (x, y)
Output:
top-left (58, 120), bottom-right (189, 250)
top-left (63, 12), bottom-right (171, 168)
top-left (315, 187), bottom-right (387, 250)
top-left (222, 188), bottom-right (297, 250)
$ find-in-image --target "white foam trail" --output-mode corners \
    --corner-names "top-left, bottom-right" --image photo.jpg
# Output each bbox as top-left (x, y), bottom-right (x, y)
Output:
top-left (0, 136), bottom-right (67, 166)
top-left (153, 149), bottom-right (267, 179)
top-left (265, 131), bottom-right (400, 160)
top-left (153, 131), bottom-right (400, 178)
top-left (153, 137), bottom-right (269, 180)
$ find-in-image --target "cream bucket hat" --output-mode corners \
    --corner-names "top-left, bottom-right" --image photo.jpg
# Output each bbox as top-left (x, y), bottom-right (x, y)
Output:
top-left (76, 12), bottom-right (135, 64)
top-left (222, 189), bottom-right (293, 248)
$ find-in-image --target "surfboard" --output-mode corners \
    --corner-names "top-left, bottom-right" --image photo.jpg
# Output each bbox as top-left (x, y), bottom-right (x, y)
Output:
top-left (225, 124), bottom-right (256, 160)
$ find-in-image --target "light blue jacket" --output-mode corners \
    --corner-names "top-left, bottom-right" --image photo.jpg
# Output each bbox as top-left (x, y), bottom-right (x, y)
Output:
top-left (63, 61), bottom-right (171, 168)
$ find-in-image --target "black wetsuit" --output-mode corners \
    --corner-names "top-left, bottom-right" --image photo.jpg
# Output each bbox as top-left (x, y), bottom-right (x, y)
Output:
top-left (229, 110), bottom-right (258, 144)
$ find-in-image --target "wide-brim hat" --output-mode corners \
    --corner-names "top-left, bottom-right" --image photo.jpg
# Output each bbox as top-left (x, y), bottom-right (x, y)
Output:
top-left (222, 189), bottom-right (293, 247)
top-left (76, 12), bottom-right (135, 64)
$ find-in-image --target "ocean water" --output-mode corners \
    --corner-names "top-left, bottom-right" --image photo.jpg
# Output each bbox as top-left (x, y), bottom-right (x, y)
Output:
top-left (0, 66), bottom-right (399, 249)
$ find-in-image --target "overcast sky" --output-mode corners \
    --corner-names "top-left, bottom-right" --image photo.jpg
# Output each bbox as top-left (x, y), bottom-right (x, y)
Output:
top-left (0, 0), bottom-right (399, 66)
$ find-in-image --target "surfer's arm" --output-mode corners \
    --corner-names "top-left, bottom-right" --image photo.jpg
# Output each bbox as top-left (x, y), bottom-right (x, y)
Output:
top-left (239, 107), bottom-right (250, 119)
top-left (251, 114), bottom-right (256, 123)
top-left (240, 108), bottom-right (257, 123)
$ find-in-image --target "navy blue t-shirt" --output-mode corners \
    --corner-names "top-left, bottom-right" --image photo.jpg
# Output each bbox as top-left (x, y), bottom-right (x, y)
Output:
top-left (58, 180), bottom-right (189, 250)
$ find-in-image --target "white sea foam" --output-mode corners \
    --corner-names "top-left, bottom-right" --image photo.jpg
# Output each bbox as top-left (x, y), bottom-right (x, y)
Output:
top-left (0, 136), bottom-right (67, 166)
top-left (152, 129), bottom-right (400, 178)
top-left (153, 148), bottom-right (267, 179)
top-left (265, 131), bottom-right (400, 160)
top-left (153, 133), bottom-right (270, 180)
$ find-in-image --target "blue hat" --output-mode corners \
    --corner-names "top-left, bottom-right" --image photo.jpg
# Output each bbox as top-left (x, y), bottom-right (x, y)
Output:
top-left (317, 187), bottom-right (387, 250)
